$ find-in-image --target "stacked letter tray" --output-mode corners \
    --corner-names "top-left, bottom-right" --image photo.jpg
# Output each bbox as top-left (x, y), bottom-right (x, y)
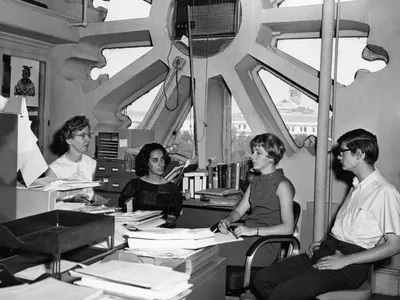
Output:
top-left (0, 210), bottom-right (115, 256)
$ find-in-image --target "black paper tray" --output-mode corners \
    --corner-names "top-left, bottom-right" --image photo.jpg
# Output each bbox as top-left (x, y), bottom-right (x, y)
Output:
top-left (0, 210), bottom-right (115, 255)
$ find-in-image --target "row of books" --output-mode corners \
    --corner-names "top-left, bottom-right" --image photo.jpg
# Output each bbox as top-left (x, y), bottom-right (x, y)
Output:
top-left (181, 160), bottom-right (252, 197)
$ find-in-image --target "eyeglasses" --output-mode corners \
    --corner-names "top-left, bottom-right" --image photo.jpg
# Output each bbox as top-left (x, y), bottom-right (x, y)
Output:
top-left (74, 133), bottom-right (93, 139)
top-left (337, 148), bottom-right (353, 157)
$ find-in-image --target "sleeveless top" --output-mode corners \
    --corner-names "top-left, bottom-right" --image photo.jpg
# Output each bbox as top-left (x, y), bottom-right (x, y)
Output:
top-left (245, 168), bottom-right (287, 228)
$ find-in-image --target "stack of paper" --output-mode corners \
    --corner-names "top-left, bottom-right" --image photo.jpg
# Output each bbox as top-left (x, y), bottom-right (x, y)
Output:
top-left (127, 228), bottom-right (243, 253)
top-left (127, 228), bottom-right (217, 250)
top-left (71, 260), bottom-right (192, 300)
top-left (0, 277), bottom-right (103, 300)
top-left (109, 210), bottom-right (163, 226)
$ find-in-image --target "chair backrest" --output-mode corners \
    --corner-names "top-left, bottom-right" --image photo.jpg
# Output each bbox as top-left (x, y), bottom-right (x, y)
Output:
top-left (278, 201), bottom-right (301, 260)
top-left (293, 201), bottom-right (301, 229)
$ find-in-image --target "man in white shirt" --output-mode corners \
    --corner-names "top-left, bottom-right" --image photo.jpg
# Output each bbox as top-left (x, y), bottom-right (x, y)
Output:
top-left (252, 128), bottom-right (400, 300)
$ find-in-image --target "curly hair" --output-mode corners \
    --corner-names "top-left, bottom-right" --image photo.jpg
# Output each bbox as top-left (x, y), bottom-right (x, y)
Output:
top-left (337, 128), bottom-right (379, 165)
top-left (135, 142), bottom-right (171, 177)
top-left (250, 133), bottom-right (286, 164)
top-left (60, 116), bottom-right (91, 144)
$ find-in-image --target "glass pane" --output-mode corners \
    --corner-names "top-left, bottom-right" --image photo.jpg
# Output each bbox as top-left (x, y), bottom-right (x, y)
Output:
top-left (280, 0), bottom-right (355, 7)
top-left (278, 38), bottom-right (386, 86)
top-left (93, 0), bottom-right (151, 21)
top-left (125, 82), bottom-right (162, 129)
top-left (91, 47), bottom-right (152, 80)
top-left (259, 69), bottom-right (318, 148)
top-left (231, 97), bottom-right (253, 162)
top-left (175, 109), bottom-right (195, 159)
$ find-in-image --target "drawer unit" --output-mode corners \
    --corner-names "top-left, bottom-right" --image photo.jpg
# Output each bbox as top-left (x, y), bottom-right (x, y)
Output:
top-left (108, 177), bottom-right (132, 192)
top-left (94, 159), bottom-right (137, 207)
top-left (96, 160), bottom-right (124, 176)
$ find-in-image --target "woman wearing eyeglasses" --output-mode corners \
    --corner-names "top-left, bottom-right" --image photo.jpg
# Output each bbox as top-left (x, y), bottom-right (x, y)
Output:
top-left (46, 115), bottom-right (96, 201)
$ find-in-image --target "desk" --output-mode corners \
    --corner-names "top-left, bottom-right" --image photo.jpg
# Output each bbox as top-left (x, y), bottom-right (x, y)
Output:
top-left (0, 245), bottom-right (226, 300)
top-left (176, 200), bottom-right (233, 229)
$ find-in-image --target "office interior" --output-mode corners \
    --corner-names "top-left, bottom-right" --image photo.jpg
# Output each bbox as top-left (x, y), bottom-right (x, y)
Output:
top-left (0, 0), bottom-right (400, 299)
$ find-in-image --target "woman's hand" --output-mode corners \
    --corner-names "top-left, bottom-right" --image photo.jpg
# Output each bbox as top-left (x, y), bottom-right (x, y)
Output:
top-left (233, 225), bottom-right (257, 238)
top-left (218, 219), bottom-right (231, 234)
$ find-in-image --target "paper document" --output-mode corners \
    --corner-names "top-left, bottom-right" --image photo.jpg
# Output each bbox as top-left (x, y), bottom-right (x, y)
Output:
top-left (72, 260), bottom-right (190, 291)
top-left (126, 228), bottom-right (214, 240)
top-left (0, 277), bottom-right (103, 300)
top-left (75, 276), bottom-right (192, 300)
top-left (214, 231), bottom-right (243, 244)
top-left (128, 236), bottom-right (216, 250)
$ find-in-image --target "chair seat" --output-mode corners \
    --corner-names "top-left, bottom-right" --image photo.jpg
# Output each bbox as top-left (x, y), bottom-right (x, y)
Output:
top-left (316, 280), bottom-right (372, 300)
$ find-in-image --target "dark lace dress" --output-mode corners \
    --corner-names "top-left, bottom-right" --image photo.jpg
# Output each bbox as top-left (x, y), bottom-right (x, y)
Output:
top-left (118, 178), bottom-right (183, 217)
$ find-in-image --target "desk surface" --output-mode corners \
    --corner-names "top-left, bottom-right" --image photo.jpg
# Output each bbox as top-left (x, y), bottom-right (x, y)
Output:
top-left (0, 246), bottom-right (226, 300)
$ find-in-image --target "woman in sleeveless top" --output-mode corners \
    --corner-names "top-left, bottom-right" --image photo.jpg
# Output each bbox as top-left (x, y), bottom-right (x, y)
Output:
top-left (218, 133), bottom-right (295, 266)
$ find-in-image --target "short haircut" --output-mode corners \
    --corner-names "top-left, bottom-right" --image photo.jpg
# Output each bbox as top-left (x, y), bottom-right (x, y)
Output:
top-left (250, 133), bottom-right (286, 164)
top-left (135, 142), bottom-right (171, 177)
top-left (60, 115), bottom-right (91, 144)
top-left (337, 128), bottom-right (379, 165)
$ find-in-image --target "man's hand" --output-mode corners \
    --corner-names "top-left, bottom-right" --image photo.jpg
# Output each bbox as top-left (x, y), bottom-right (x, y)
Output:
top-left (313, 250), bottom-right (349, 270)
top-left (306, 241), bottom-right (322, 258)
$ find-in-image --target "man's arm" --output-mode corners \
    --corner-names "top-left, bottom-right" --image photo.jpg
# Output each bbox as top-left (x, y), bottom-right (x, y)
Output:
top-left (314, 233), bottom-right (400, 270)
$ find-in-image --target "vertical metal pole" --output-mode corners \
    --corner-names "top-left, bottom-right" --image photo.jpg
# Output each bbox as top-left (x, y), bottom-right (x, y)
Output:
top-left (313, 0), bottom-right (335, 242)
top-left (187, 5), bottom-right (199, 157)
top-left (328, 0), bottom-right (341, 229)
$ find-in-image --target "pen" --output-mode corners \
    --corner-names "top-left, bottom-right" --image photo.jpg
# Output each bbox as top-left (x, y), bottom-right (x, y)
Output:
top-left (229, 227), bottom-right (238, 239)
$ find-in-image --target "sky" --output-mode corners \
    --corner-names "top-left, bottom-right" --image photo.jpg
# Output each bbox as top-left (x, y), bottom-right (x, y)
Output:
top-left (91, 0), bottom-right (385, 114)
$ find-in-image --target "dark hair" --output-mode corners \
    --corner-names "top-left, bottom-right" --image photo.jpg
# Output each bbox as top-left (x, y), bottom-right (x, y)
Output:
top-left (250, 133), bottom-right (286, 164)
top-left (135, 142), bottom-right (171, 177)
top-left (22, 65), bottom-right (31, 77)
top-left (337, 128), bottom-right (379, 165)
top-left (60, 115), bottom-right (91, 144)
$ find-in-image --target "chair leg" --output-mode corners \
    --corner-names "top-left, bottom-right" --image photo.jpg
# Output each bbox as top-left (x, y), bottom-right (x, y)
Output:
top-left (239, 289), bottom-right (257, 300)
